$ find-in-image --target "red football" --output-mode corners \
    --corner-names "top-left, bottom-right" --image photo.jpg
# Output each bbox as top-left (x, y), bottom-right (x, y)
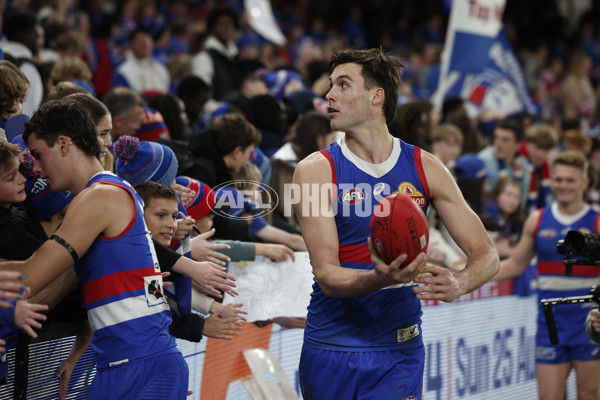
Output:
top-left (369, 192), bottom-right (429, 266)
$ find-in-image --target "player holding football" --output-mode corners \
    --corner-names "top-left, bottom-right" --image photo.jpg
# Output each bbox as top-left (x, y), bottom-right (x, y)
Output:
top-left (292, 48), bottom-right (499, 399)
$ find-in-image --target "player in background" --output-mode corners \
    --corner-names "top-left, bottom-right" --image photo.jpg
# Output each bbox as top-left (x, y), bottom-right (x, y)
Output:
top-left (495, 150), bottom-right (600, 400)
top-left (292, 48), bottom-right (499, 399)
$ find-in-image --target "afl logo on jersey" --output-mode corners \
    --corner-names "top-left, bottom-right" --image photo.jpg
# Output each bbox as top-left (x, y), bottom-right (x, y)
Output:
top-left (397, 182), bottom-right (426, 207)
top-left (339, 188), bottom-right (366, 204)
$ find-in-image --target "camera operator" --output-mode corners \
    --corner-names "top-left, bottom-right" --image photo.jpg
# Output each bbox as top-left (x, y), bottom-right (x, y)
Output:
top-left (586, 306), bottom-right (600, 343)
top-left (494, 150), bottom-right (600, 400)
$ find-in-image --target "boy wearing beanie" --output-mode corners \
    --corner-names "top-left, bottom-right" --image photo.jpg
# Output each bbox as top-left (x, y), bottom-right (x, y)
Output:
top-left (134, 181), bottom-right (243, 341)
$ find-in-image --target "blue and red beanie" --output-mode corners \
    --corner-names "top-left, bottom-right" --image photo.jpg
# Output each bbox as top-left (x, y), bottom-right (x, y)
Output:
top-left (114, 135), bottom-right (178, 186)
top-left (175, 176), bottom-right (216, 220)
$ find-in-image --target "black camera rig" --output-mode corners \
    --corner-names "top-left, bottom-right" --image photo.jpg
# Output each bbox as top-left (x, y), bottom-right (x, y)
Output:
top-left (539, 230), bottom-right (600, 344)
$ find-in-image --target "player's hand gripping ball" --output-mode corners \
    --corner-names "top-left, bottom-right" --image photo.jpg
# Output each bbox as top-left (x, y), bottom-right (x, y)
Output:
top-left (369, 192), bottom-right (429, 266)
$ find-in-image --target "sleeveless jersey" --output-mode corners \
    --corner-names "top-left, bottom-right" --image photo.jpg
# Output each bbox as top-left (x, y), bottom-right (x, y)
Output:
top-left (304, 136), bottom-right (430, 351)
top-left (74, 172), bottom-right (176, 369)
top-left (533, 203), bottom-right (600, 361)
top-left (534, 202), bottom-right (600, 298)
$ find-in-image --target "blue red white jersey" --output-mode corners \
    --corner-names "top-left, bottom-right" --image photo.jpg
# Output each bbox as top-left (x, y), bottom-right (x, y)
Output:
top-left (534, 202), bottom-right (600, 298)
top-left (74, 172), bottom-right (176, 368)
top-left (304, 136), bottom-right (431, 351)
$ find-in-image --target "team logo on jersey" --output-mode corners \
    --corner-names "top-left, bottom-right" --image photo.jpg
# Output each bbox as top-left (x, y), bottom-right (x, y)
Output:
top-left (144, 276), bottom-right (167, 306)
top-left (147, 280), bottom-right (163, 299)
top-left (402, 397), bottom-right (417, 400)
top-left (397, 182), bottom-right (426, 207)
top-left (538, 228), bottom-right (557, 238)
top-left (339, 188), bottom-right (366, 204)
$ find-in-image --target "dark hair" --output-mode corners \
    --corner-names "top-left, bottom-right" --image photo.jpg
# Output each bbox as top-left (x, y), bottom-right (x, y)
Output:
top-left (3, 12), bottom-right (38, 55)
top-left (293, 111), bottom-right (332, 160)
top-left (389, 101), bottom-right (432, 150)
top-left (66, 93), bottom-right (110, 125)
top-left (210, 114), bottom-right (262, 156)
top-left (482, 177), bottom-right (524, 230)
top-left (245, 94), bottom-right (286, 135)
top-left (206, 7), bottom-right (239, 32)
top-left (177, 75), bottom-right (212, 99)
top-left (129, 27), bottom-right (152, 43)
top-left (148, 94), bottom-right (186, 141)
top-left (441, 97), bottom-right (465, 120)
top-left (23, 99), bottom-right (100, 158)
top-left (329, 48), bottom-right (404, 124)
top-left (497, 118), bottom-right (524, 142)
top-left (134, 181), bottom-right (179, 207)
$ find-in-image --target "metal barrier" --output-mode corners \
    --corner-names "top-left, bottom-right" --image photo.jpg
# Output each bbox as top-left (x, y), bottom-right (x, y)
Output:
top-left (0, 321), bottom-right (96, 400)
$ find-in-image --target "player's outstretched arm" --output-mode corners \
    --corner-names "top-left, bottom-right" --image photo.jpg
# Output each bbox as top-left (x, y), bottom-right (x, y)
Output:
top-left (413, 152), bottom-right (499, 302)
top-left (493, 210), bottom-right (538, 281)
top-left (294, 153), bottom-right (426, 297)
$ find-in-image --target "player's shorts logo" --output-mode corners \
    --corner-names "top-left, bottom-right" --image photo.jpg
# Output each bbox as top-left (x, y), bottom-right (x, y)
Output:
top-left (397, 323), bottom-right (420, 343)
top-left (339, 188), bottom-right (366, 204)
top-left (397, 182), bottom-right (425, 207)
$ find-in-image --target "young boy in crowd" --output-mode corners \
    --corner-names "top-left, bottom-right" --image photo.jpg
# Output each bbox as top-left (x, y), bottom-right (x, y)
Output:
top-left (134, 181), bottom-right (243, 341)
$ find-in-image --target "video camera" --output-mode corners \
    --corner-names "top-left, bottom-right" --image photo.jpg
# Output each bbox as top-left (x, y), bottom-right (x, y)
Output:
top-left (540, 230), bottom-right (600, 344)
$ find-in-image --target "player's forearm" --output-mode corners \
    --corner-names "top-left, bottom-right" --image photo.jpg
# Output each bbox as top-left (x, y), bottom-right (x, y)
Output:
top-left (66, 319), bottom-right (92, 363)
top-left (455, 246), bottom-right (500, 295)
top-left (315, 263), bottom-right (385, 298)
top-left (493, 258), bottom-right (525, 281)
top-left (29, 269), bottom-right (79, 310)
top-left (0, 260), bottom-right (46, 296)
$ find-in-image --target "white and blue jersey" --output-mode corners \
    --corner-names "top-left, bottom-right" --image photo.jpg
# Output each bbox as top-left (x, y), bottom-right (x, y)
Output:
top-left (74, 172), bottom-right (178, 370)
top-left (534, 203), bottom-right (600, 363)
top-left (304, 136), bottom-right (431, 351)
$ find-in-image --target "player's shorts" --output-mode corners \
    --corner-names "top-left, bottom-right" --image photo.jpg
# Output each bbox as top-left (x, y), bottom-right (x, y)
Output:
top-left (89, 351), bottom-right (189, 400)
top-left (299, 345), bottom-right (424, 400)
top-left (536, 301), bottom-right (600, 364)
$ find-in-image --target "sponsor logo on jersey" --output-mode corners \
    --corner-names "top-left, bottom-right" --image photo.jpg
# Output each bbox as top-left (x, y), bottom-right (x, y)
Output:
top-left (538, 228), bottom-right (557, 239)
top-left (397, 182), bottom-right (426, 207)
top-left (373, 182), bottom-right (386, 196)
top-left (339, 188), bottom-right (366, 204)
